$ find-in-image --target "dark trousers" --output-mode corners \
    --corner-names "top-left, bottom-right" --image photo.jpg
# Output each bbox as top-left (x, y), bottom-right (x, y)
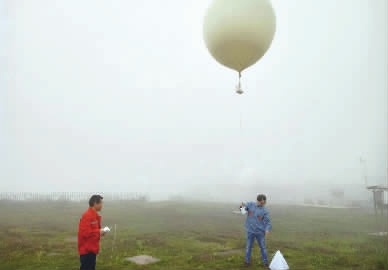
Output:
top-left (80, 253), bottom-right (97, 270)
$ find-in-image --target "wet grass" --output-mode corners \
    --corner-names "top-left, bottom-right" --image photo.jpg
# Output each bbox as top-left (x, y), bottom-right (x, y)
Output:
top-left (0, 200), bottom-right (387, 269)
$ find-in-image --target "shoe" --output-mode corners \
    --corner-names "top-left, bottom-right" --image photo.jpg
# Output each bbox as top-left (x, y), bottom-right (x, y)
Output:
top-left (263, 263), bottom-right (270, 269)
top-left (244, 262), bottom-right (251, 267)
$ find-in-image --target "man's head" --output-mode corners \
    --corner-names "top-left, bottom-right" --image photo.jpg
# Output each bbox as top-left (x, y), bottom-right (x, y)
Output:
top-left (256, 194), bottom-right (267, 206)
top-left (89, 194), bottom-right (103, 211)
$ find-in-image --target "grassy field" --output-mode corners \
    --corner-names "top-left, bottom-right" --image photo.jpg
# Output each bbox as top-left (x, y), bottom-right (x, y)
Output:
top-left (0, 200), bottom-right (387, 270)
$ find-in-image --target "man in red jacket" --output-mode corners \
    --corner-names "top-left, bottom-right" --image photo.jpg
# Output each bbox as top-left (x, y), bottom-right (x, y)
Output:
top-left (78, 194), bottom-right (105, 270)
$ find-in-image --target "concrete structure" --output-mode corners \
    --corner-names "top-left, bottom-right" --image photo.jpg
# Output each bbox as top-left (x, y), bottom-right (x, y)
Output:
top-left (366, 185), bottom-right (388, 216)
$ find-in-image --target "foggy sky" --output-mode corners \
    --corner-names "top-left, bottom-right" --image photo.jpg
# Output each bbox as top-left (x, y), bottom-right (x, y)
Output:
top-left (1, 0), bottom-right (387, 197)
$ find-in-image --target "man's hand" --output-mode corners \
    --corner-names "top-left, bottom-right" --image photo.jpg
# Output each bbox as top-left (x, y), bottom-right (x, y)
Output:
top-left (100, 229), bottom-right (106, 236)
top-left (265, 231), bottom-right (270, 238)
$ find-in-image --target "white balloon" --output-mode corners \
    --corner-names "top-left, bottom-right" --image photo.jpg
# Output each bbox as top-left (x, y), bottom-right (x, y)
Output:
top-left (203, 0), bottom-right (276, 73)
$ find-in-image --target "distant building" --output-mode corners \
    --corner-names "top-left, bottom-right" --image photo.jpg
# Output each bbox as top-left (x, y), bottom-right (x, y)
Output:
top-left (366, 185), bottom-right (388, 215)
top-left (329, 189), bottom-right (345, 206)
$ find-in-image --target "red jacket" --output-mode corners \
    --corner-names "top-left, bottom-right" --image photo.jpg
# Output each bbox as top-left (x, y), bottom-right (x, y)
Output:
top-left (78, 208), bottom-right (102, 255)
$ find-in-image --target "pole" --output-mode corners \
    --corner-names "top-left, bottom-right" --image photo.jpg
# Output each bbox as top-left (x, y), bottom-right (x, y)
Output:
top-left (110, 224), bottom-right (117, 266)
top-left (372, 190), bottom-right (378, 231)
top-left (386, 165), bottom-right (388, 233)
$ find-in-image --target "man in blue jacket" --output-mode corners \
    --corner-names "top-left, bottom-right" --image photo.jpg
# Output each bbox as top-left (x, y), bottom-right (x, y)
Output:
top-left (240, 194), bottom-right (272, 268)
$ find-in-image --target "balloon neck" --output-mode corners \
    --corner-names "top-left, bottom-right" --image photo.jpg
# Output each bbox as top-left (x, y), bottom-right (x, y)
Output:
top-left (236, 72), bottom-right (243, 95)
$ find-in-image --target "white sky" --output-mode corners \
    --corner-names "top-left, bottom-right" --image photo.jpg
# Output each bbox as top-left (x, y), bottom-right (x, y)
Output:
top-left (0, 0), bottom-right (387, 196)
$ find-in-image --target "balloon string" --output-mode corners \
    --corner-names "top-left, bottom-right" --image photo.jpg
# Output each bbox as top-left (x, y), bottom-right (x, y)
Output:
top-left (238, 71), bottom-right (243, 131)
top-left (237, 71), bottom-right (243, 169)
top-left (239, 93), bottom-right (243, 168)
top-left (240, 108), bottom-right (242, 130)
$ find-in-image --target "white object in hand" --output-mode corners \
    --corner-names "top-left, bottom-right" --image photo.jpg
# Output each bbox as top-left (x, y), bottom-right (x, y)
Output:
top-left (240, 207), bottom-right (247, 215)
top-left (103, 226), bottom-right (110, 233)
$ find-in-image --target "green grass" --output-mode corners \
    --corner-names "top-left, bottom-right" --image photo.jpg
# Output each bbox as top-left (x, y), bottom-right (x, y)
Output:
top-left (0, 200), bottom-right (387, 270)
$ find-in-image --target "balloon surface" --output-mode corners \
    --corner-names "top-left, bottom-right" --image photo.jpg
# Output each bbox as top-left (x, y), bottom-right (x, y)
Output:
top-left (203, 0), bottom-right (276, 73)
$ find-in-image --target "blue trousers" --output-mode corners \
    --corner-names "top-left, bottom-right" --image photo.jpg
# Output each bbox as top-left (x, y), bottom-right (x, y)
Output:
top-left (245, 231), bottom-right (268, 264)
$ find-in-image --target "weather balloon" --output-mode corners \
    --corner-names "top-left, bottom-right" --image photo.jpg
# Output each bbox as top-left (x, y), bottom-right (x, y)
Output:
top-left (203, 0), bottom-right (276, 94)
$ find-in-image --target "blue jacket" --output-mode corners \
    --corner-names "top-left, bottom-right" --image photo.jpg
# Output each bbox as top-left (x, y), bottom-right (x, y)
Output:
top-left (243, 201), bottom-right (272, 234)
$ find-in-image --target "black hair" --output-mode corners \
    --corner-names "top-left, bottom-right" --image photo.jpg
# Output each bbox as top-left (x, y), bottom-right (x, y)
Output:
top-left (257, 194), bottom-right (267, 202)
top-left (89, 194), bottom-right (103, 207)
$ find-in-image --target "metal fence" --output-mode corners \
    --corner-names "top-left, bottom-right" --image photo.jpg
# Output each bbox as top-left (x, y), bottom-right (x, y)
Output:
top-left (0, 192), bottom-right (148, 202)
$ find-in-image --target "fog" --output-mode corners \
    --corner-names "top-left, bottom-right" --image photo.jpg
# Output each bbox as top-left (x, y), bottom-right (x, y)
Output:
top-left (1, 0), bottom-right (387, 202)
